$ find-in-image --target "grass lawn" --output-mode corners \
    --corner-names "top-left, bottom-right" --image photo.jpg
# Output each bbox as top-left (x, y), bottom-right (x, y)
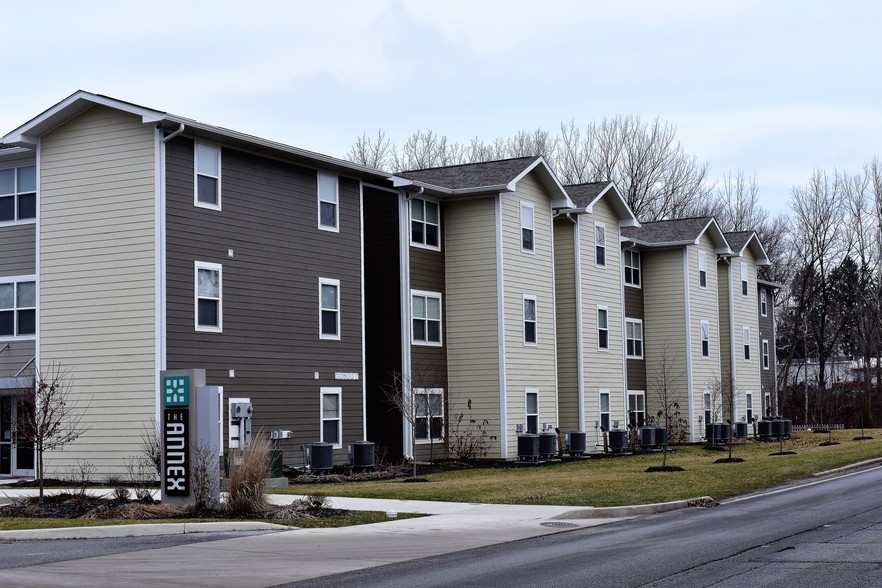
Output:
top-left (0, 511), bottom-right (423, 531)
top-left (274, 429), bottom-right (882, 507)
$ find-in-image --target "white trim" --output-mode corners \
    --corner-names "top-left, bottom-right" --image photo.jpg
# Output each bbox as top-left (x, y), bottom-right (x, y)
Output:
top-left (550, 207), bottom-right (561, 430)
top-left (522, 294), bottom-right (538, 346)
top-left (319, 277), bottom-right (341, 341)
top-left (34, 141), bottom-right (40, 374)
top-left (574, 220), bottom-right (585, 431)
top-left (408, 196), bottom-right (441, 251)
top-left (743, 326), bottom-right (752, 362)
top-left (596, 304), bottom-right (609, 352)
top-left (495, 194), bottom-right (508, 457)
top-left (194, 261), bottom-right (223, 333)
top-left (624, 318), bottom-right (643, 359)
top-left (317, 171), bottom-right (340, 233)
top-left (683, 248), bottom-right (694, 440)
top-left (194, 142), bottom-right (221, 211)
top-left (520, 201), bottom-right (535, 254)
top-left (413, 387), bottom-right (445, 444)
top-left (154, 128), bottom-right (164, 432)
top-left (627, 389), bottom-right (646, 427)
top-left (762, 339), bottom-right (770, 370)
top-left (623, 249), bottom-right (641, 288)
top-left (700, 320), bottom-right (710, 358)
top-left (410, 289), bottom-right (443, 347)
top-left (594, 221), bottom-right (607, 268)
top-left (320, 387), bottom-right (343, 449)
top-left (398, 191), bottom-right (413, 457)
top-left (599, 388), bottom-right (611, 431)
top-left (359, 181), bottom-right (367, 440)
top-left (760, 288), bottom-right (768, 317)
top-left (525, 387), bottom-right (539, 434)
top-left (728, 261), bottom-right (737, 394)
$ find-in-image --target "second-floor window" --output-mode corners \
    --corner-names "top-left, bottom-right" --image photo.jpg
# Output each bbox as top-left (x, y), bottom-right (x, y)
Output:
top-left (0, 279), bottom-right (36, 337)
top-left (625, 319), bottom-right (643, 358)
top-left (195, 262), bottom-right (222, 332)
top-left (0, 165), bottom-right (36, 223)
top-left (318, 172), bottom-right (339, 231)
top-left (411, 198), bottom-right (440, 249)
top-left (760, 289), bottom-right (768, 316)
top-left (624, 250), bottom-right (641, 286)
top-left (412, 290), bottom-right (442, 345)
top-left (698, 250), bottom-right (707, 288)
top-left (194, 144), bottom-right (220, 209)
top-left (521, 202), bottom-right (534, 252)
top-left (595, 222), bottom-right (606, 267)
top-left (762, 339), bottom-right (770, 369)
top-left (597, 306), bottom-right (609, 350)
top-left (523, 295), bottom-right (537, 345)
top-left (319, 278), bottom-right (340, 340)
top-left (701, 320), bottom-right (710, 357)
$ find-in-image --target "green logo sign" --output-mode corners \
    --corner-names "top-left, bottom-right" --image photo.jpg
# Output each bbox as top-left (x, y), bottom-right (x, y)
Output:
top-left (163, 375), bottom-right (190, 407)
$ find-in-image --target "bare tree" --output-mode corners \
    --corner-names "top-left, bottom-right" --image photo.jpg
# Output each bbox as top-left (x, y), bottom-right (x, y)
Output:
top-left (381, 366), bottom-right (444, 478)
top-left (11, 364), bottom-right (87, 504)
top-left (647, 342), bottom-right (686, 468)
top-left (346, 129), bottom-right (392, 169)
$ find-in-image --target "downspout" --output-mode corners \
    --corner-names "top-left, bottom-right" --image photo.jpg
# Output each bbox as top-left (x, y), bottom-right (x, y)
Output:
top-left (570, 214), bottom-right (586, 432)
top-left (398, 186), bottom-right (422, 458)
top-left (771, 288), bottom-right (779, 416)
top-left (728, 261), bottom-right (737, 422)
top-left (161, 123), bottom-right (185, 144)
top-left (495, 194), bottom-right (508, 458)
top-left (682, 248), bottom-right (694, 440)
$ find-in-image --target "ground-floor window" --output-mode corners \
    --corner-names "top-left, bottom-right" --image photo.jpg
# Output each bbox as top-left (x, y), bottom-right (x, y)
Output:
top-left (526, 388), bottom-right (539, 434)
top-left (320, 388), bottom-right (341, 447)
top-left (414, 388), bottom-right (444, 442)
top-left (628, 391), bottom-right (645, 427)
top-left (599, 389), bottom-right (610, 431)
top-left (745, 392), bottom-right (753, 422)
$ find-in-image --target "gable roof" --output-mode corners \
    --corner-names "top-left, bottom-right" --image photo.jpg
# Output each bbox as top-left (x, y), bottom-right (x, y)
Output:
top-left (724, 231), bottom-right (771, 266)
top-left (1, 90), bottom-right (391, 182)
top-left (622, 217), bottom-right (732, 253)
top-left (563, 181), bottom-right (639, 227)
top-left (391, 156), bottom-right (574, 208)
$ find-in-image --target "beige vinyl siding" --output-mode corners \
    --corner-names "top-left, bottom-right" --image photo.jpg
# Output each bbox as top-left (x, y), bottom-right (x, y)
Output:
top-left (444, 197), bottom-right (501, 455)
top-left (553, 217), bottom-right (579, 432)
top-left (581, 198), bottom-right (626, 428)
top-left (501, 175), bottom-right (558, 454)
top-left (689, 237), bottom-right (723, 428)
top-left (39, 105), bottom-right (156, 477)
top-left (732, 254), bottom-right (761, 419)
top-left (643, 248), bottom-right (689, 420)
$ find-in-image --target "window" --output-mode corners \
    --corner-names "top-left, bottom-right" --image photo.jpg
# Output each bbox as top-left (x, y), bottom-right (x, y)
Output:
top-left (414, 388), bottom-right (444, 442)
top-left (317, 172), bottom-right (339, 231)
top-left (526, 389), bottom-right (539, 434)
top-left (410, 198), bottom-right (440, 249)
top-left (520, 202), bottom-right (534, 252)
top-left (195, 262), bottom-right (222, 332)
top-left (762, 339), bottom-right (770, 369)
top-left (320, 388), bottom-right (341, 447)
top-left (703, 391), bottom-right (712, 425)
top-left (623, 250), bottom-right (641, 286)
top-left (701, 320), bottom-right (710, 358)
top-left (698, 250), bottom-right (707, 288)
top-left (741, 262), bottom-right (749, 297)
top-left (764, 392), bottom-right (772, 418)
top-left (319, 278), bottom-right (340, 340)
top-left (628, 391), bottom-right (645, 427)
top-left (523, 295), bottom-right (537, 345)
top-left (0, 165), bottom-right (36, 223)
top-left (599, 390), bottom-right (610, 431)
top-left (743, 326), bottom-right (751, 361)
top-left (746, 392), bottom-right (754, 423)
top-left (412, 290), bottom-right (442, 345)
top-left (595, 222), bottom-right (606, 267)
top-left (760, 289), bottom-right (768, 316)
top-left (597, 306), bottom-right (609, 350)
top-left (625, 319), bottom-right (643, 358)
top-left (194, 144), bottom-right (220, 209)
top-left (0, 279), bottom-right (36, 337)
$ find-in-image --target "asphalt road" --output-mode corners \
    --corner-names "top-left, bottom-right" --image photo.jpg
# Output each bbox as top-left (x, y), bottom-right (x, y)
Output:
top-left (292, 466), bottom-right (882, 588)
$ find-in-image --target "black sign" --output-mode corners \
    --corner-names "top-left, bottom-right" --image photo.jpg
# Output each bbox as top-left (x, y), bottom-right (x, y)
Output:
top-left (163, 408), bottom-right (189, 496)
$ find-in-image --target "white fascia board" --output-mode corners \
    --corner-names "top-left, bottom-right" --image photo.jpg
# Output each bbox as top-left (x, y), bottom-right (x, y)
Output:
top-left (511, 157), bottom-right (575, 208)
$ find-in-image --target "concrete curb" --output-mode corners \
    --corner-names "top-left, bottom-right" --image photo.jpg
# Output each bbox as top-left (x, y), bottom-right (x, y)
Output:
top-left (551, 496), bottom-right (710, 520)
top-left (0, 521), bottom-right (291, 541)
top-left (812, 456), bottom-right (882, 477)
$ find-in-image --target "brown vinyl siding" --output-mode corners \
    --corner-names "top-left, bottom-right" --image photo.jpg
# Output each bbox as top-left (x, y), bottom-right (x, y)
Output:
top-left (0, 340), bottom-right (35, 377)
top-left (624, 264), bottom-right (647, 393)
top-left (165, 137), bottom-right (364, 466)
top-left (0, 224), bottom-right (35, 276)
top-left (758, 285), bottom-right (776, 415)
top-left (624, 283), bottom-right (644, 319)
top-left (553, 217), bottom-right (579, 432)
top-left (363, 188), bottom-right (403, 455)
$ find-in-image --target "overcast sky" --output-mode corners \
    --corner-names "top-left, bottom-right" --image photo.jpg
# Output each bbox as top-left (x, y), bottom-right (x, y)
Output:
top-left (3, 1), bottom-right (880, 217)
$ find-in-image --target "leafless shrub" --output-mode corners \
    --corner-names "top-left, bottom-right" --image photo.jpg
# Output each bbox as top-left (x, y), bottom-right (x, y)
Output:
top-left (124, 456), bottom-right (157, 502)
top-left (190, 442), bottom-right (220, 511)
top-left (65, 459), bottom-right (96, 496)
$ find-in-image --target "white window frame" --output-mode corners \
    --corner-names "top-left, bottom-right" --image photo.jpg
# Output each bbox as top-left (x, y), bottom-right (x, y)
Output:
top-left (741, 261), bottom-right (749, 297)
top-left (623, 250), bottom-right (641, 287)
top-left (745, 391), bottom-right (754, 423)
top-left (628, 390), bottom-right (646, 427)
top-left (0, 276), bottom-right (37, 340)
top-left (762, 339), bottom-right (770, 369)
top-left (0, 164), bottom-right (37, 225)
top-left (703, 391), bottom-right (712, 425)
top-left (194, 261), bottom-right (222, 333)
top-left (319, 278), bottom-right (341, 340)
top-left (526, 388), bottom-right (539, 434)
top-left (414, 387), bottom-right (445, 444)
top-left (320, 387), bottom-right (342, 448)
top-left (194, 143), bottom-right (221, 211)
top-left (523, 294), bottom-right (538, 346)
top-left (411, 289), bottom-right (442, 346)
top-left (317, 171), bottom-right (339, 232)
top-left (625, 318), bottom-right (643, 359)
top-left (410, 197), bottom-right (441, 251)
top-left (743, 326), bottom-right (751, 361)
top-left (597, 305), bottom-right (609, 351)
top-left (599, 389), bottom-right (610, 431)
top-left (698, 250), bottom-right (707, 288)
top-left (700, 320), bottom-right (710, 358)
top-left (520, 201), bottom-right (535, 253)
top-left (760, 289), bottom-right (768, 316)
top-left (594, 221), bottom-right (606, 268)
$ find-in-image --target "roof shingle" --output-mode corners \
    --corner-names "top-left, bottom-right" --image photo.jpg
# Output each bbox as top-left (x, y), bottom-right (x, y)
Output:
top-left (397, 156), bottom-right (539, 190)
